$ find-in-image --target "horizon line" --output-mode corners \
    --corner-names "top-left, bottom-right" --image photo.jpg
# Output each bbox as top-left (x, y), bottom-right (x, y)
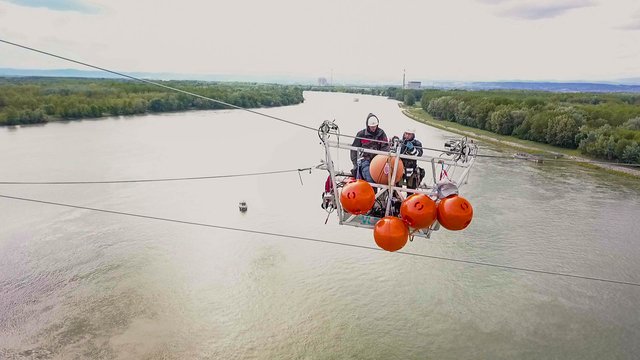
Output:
top-left (1, 67), bottom-right (639, 86)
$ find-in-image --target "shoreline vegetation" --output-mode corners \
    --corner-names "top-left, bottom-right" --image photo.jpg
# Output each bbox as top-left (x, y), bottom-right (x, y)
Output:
top-left (0, 77), bottom-right (304, 126)
top-left (402, 107), bottom-right (640, 178)
top-left (403, 89), bottom-right (640, 166)
top-left (2, 77), bottom-right (638, 176)
top-left (309, 86), bottom-right (640, 176)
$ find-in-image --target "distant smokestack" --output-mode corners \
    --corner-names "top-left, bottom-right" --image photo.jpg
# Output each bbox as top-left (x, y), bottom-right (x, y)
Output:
top-left (403, 68), bottom-right (406, 89)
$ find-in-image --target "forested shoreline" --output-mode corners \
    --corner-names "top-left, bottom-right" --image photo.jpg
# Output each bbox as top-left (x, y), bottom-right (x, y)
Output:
top-left (3, 78), bottom-right (639, 164)
top-left (0, 77), bottom-right (304, 126)
top-left (405, 89), bottom-right (640, 164)
top-left (309, 85), bottom-right (640, 164)
top-left (274, 85), bottom-right (640, 164)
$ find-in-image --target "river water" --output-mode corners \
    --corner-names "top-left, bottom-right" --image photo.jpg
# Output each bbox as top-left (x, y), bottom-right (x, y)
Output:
top-left (1, 91), bottom-right (639, 359)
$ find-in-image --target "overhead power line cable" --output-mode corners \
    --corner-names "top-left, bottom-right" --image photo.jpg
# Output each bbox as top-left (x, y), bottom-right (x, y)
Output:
top-left (1, 39), bottom-right (638, 170)
top-left (0, 193), bottom-right (638, 288)
top-left (0, 39), bottom-right (317, 132)
top-left (471, 153), bottom-right (640, 166)
top-left (524, 158), bottom-right (640, 167)
top-left (0, 167), bottom-right (313, 185)
top-left (0, 39), bottom-right (512, 157)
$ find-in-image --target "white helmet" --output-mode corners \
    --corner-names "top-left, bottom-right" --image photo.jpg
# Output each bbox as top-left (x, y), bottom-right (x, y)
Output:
top-left (404, 128), bottom-right (415, 134)
top-left (366, 113), bottom-right (379, 127)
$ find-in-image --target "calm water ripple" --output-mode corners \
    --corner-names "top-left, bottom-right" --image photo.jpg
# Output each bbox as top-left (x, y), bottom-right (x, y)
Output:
top-left (1, 92), bottom-right (639, 359)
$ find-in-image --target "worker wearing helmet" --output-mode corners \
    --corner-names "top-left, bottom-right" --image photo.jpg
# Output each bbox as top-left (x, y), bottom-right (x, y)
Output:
top-left (400, 128), bottom-right (424, 189)
top-left (350, 113), bottom-right (390, 182)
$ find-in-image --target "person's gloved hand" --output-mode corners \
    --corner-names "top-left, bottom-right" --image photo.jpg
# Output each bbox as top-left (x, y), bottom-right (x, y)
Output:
top-left (405, 142), bottom-right (414, 151)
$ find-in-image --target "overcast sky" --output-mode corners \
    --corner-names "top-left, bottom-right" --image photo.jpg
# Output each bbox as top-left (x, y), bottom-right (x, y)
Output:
top-left (0, 0), bottom-right (639, 83)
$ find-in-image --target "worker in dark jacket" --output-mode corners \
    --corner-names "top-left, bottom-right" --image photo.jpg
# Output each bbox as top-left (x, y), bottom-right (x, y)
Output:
top-left (350, 113), bottom-right (389, 182)
top-left (400, 128), bottom-right (424, 189)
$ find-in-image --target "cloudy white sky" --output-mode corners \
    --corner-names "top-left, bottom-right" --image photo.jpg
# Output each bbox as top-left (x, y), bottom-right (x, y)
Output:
top-left (0, 0), bottom-right (639, 83)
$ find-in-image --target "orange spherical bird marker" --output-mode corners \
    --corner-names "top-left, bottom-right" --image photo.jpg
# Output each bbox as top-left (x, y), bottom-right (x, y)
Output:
top-left (373, 216), bottom-right (409, 252)
top-left (340, 179), bottom-right (375, 215)
top-left (437, 195), bottom-right (473, 231)
top-left (369, 155), bottom-right (404, 185)
top-left (400, 194), bottom-right (437, 229)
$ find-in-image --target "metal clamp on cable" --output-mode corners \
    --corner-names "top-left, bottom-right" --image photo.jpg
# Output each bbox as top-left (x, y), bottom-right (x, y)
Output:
top-left (318, 119), bottom-right (340, 143)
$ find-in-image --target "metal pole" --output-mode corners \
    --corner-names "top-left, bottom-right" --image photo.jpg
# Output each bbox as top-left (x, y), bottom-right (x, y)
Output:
top-left (385, 141), bottom-right (402, 217)
top-left (324, 132), bottom-right (342, 223)
top-left (328, 141), bottom-right (464, 167)
top-left (456, 157), bottom-right (475, 190)
top-left (431, 158), bottom-right (437, 186)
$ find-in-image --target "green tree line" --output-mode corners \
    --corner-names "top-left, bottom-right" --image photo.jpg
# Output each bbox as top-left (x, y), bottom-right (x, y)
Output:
top-left (284, 85), bottom-right (640, 164)
top-left (305, 85), bottom-right (388, 96)
top-left (402, 89), bottom-right (640, 164)
top-left (0, 77), bottom-right (304, 126)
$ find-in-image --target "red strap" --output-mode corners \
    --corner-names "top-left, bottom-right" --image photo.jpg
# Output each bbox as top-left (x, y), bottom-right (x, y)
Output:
top-left (324, 175), bottom-right (333, 193)
top-left (439, 167), bottom-right (449, 181)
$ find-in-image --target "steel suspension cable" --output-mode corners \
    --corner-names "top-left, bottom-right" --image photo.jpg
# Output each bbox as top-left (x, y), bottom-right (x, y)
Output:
top-left (1, 193), bottom-right (638, 288)
top-left (336, 133), bottom-right (640, 167)
top-left (0, 39), bottom-right (498, 158)
top-left (2, 39), bottom-right (638, 169)
top-left (0, 39), bottom-right (317, 132)
top-left (0, 167), bottom-right (314, 185)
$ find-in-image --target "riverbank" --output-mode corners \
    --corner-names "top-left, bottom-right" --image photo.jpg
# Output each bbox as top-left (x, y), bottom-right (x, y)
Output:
top-left (0, 77), bottom-right (305, 126)
top-left (403, 106), bottom-right (640, 178)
